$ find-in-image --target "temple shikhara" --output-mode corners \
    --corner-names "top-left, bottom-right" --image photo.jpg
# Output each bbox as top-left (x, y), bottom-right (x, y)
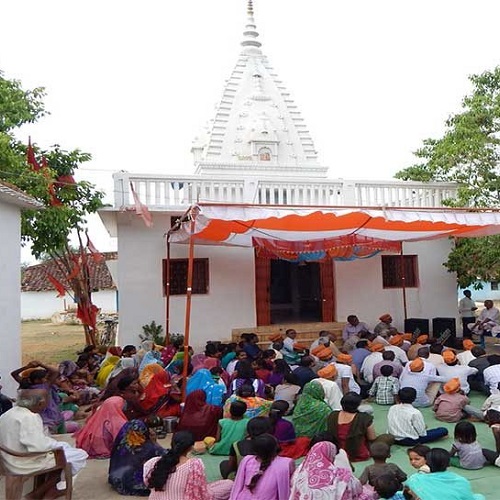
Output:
top-left (99, 1), bottom-right (478, 349)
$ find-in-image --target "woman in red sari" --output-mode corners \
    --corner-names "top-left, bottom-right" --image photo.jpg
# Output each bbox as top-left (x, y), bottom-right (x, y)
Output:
top-left (177, 389), bottom-right (222, 441)
top-left (140, 369), bottom-right (181, 417)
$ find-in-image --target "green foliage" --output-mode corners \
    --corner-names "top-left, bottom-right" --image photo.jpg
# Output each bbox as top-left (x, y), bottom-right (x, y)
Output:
top-left (395, 66), bottom-right (500, 288)
top-left (140, 321), bottom-right (165, 345)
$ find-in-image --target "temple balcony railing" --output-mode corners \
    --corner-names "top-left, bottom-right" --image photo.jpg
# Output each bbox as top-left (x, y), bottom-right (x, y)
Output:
top-left (113, 172), bottom-right (459, 210)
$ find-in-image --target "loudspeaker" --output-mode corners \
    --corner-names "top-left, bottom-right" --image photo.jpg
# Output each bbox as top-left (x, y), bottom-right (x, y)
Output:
top-left (404, 318), bottom-right (430, 335)
top-left (432, 317), bottom-right (457, 347)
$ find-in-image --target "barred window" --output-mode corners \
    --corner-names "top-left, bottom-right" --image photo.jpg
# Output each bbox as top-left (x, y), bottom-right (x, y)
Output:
top-left (163, 258), bottom-right (209, 295)
top-left (491, 281), bottom-right (499, 291)
top-left (381, 255), bottom-right (419, 288)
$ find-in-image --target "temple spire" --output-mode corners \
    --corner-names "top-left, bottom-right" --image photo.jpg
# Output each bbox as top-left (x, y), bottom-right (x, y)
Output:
top-left (241, 0), bottom-right (262, 54)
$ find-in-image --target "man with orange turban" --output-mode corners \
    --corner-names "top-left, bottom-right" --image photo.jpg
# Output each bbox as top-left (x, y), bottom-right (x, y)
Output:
top-left (400, 357), bottom-right (447, 407)
top-left (433, 377), bottom-right (484, 422)
top-left (456, 339), bottom-right (476, 366)
top-left (436, 349), bottom-right (478, 394)
top-left (386, 334), bottom-right (409, 365)
top-left (374, 313), bottom-right (398, 339)
top-left (316, 366), bottom-right (342, 410)
top-left (360, 344), bottom-right (385, 384)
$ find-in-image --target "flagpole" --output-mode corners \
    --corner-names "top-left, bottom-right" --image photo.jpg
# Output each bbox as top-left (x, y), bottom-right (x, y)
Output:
top-left (181, 213), bottom-right (196, 402)
top-left (165, 237), bottom-right (171, 345)
top-left (400, 242), bottom-right (408, 320)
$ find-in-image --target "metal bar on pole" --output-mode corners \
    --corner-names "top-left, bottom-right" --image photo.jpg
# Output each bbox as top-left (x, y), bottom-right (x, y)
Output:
top-left (181, 215), bottom-right (196, 402)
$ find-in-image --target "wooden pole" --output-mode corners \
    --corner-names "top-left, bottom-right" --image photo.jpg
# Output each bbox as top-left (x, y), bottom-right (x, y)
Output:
top-left (165, 238), bottom-right (171, 345)
top-left (181, 216), bottom-right (196, 402)
top-left (400, 243), bottom-right (408, 320)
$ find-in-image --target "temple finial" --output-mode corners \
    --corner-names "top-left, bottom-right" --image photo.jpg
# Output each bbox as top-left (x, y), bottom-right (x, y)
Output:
top-left (241, 0), bottom-right (262, 53)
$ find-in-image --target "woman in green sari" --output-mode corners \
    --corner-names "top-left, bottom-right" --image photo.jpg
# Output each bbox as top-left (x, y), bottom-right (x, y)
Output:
top-left (293, 381), bottom-right (331, 438)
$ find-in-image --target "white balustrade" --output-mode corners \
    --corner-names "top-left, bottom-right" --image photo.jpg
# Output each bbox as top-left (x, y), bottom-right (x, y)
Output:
top-left (113, 172), bottom-right (458, 209)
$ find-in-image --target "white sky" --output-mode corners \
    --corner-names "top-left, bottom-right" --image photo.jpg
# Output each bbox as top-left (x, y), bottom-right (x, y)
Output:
top-left (2, 0), bottom-right (500, 260)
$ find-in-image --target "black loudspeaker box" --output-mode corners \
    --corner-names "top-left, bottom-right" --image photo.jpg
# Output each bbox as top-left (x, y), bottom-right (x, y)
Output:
top-left (432, 317), bottom-right (457, 347)
top-left (404, 318), bottom-right (430, 335)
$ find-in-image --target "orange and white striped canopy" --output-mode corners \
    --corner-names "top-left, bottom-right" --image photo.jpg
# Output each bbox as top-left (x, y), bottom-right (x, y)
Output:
top-left (169, 204), bottom-right (500, 260)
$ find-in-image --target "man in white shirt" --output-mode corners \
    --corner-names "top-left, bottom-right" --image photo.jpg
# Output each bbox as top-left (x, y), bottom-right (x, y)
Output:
top-left (436, 350), bottom-right (478, 394)
top-left (360, 344), bottom-right (384, 383)
top-left (459, 290), bottom-right (477, 338)
top-left (0, 389), bottom-right (87, 496)
top-left (386, 335), bottom-right (409, 365)
top-left (456, 339), bottom-right (476, 366)
top-left (484, 355), bottom-right (500, 394)
top-left (468, 300), bottom-right (500, 345)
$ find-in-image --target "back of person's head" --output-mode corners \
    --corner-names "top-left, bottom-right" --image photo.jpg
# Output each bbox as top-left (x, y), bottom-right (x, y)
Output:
top-left (382, 350), bottom-right (395, 361)
top-left (273, 359), bottom-right (291, 374)
top-left (300, 356), bottom-right (314, 367)
top-left (356, 340), bottom-right (369, 349)
top-left (417, 347), bottom-right (430, 359)
top-left (398, 387), bottom-right (417, 404)
top-left (471, 346), bottom-right (486, 358)
top-left (309, 431), bottom-right (339, 450)
top-left (230, 400), bottom-right (247, 418)
top-left (117, 375), bottom-right (137, 391)
top-left (269, 400), bottom-right (289, 429)
top-left (246, 416), bottom-right (272, 438)
top-left (380, 365), bottom-right (394, 377)
top-left (487, 354), bottom-right (500, 366)
top-left (430, 343), bottom-right (443, 354)
top-left (236, 360), bottom-right (256, 380)
top-left (28, 369), bottom-right (48, 385)
top-left (147, 430), bottom-right (194, 490)
top-left (373, 473), bottom-right (402, 499)
top-left (262, 349), bottom-right (275, 360)
top-left (237, 383), bottom-right (256, 398)
top-left (283, 372), bottom-right (300, 385)
top-left (340, 392), bottom-right (362, 413)
top-left (83, 344), bottom-right (96, 354)
top-left (121, 345), bottom-right (136, 356)
top-left (16, 388), bottom-right (47, 411)
top-left (370, 441), bottom-right (391, 460)
top-left (454, 421), bottom-right (477, 444)
top-left (205, 342), bottom-right (218, 357)
top-left (425, 448), bottom-right (450, 472)
top-left (247, 434), bottom-right (279, 492)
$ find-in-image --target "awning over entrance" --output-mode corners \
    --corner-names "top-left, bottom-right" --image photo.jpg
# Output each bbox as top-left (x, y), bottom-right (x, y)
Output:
top-left (169, 204), bottom-right (500, 260)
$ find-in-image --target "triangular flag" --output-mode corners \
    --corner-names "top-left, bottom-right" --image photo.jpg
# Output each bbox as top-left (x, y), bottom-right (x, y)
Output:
top-left (26, 137), bottom-right (41, 171)
top-left (130, 182), bottom-right (153, 227)
top-left (86, 233), bottom-right (104, 263)
top-left (67, 259), bottom-right (81, 280)
top-left (47, 273), bottom-right (66, 297)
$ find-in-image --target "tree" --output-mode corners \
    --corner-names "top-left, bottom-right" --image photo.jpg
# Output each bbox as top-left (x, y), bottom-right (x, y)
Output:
top-left (395, 67), bottom-right (500, 289)
top-left (0, 71), bottom-right (105, 343)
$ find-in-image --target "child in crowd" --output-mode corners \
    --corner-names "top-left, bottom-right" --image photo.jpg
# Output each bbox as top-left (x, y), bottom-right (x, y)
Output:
top-left (480, 410), bottom-right (500, 467)
top-left (368, 365), bottom-right (400, 405)
top-left (359, 442), bottom-right (407, 487)
top-left (433, 378), bottom-right (483, 422)
top-left (387, 387), bottom-right (449, 446)
top-left (209, 400), bottom-right (249, 455)
top-left (481, 382), bottom-right (500, 416)
top-left (449, 421), bottom-right (487, 469)
top-left (373, 473), bottom-right (406, 500)
top-left (407, 445), bottom-right (431, 473)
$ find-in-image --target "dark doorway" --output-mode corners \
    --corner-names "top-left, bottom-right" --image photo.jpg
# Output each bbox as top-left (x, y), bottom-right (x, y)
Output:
top-left (270, 260), bottom-right (322, 324)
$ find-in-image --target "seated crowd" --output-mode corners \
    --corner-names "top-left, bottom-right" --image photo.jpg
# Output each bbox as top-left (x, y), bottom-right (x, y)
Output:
top-left (1, 314), bottom-right (500, 499)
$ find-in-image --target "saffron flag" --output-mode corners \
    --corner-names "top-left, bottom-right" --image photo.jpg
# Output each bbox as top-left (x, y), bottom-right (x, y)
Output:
top-left (40, 157), bottom-right (63, 206)
top-left (130, 182), bottom-right (153, 227)
top-left (26, 138), bottom-right (41, 171)
top-left (86, 233), bottom-right (104, 263)
top-left (47, 273), bottom-right (66, 297)
top-left (67, 259), bottom-right (81, 280)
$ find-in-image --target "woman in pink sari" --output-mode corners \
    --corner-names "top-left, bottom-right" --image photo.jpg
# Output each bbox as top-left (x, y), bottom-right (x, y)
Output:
top-left (74, 396), bottom-right (128, 458)
top-left (229, 434), bottom-right (294, 500)
top-left (289, 441), bottom-right (376, 500)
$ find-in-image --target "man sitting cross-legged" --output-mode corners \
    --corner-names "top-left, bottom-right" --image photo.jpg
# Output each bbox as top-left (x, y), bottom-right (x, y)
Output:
top-left (0, 388), bottom-right (88, 498)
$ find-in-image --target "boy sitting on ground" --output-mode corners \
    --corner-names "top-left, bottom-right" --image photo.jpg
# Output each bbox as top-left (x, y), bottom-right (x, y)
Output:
top-left (369, 365), bottom-right (400, 405)
top-left (359, 442), bottom-right (407, 487)
top-left (387, 387), bottom-right (448, 446)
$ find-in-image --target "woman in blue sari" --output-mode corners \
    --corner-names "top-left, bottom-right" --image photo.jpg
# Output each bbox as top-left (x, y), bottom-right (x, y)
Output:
top-left (186, 368), bottom-right (225, 406)
top-left (405, 448), bottom-right (485, 500)
top-left (108, 419), bottom-right (165, 496)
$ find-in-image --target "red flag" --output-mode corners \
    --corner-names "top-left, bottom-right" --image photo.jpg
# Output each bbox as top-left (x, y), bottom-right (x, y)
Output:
top-left (130, 182), bottom-right (153, 228)
top-left (26, 137), bottom-right (41, 171)
top-left (86, 233), bottom-right (104, 263)
top-left (47, 273), bottom-right (66, 297)
top-left (56, 174), bottom-right (76, 187)
top-left (67, 260), bottom-right (81, 280)
top-left (40, 157), bottom-right (63, 206)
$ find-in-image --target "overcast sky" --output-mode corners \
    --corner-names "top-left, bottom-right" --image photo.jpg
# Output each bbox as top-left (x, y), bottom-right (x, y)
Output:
top-left (2, 0), bottom-right (500, 259)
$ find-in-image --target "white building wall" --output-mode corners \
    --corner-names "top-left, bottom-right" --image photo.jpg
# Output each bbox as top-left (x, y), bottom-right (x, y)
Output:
top-left (21, 289), bottom-right (117, 320)
top-left (335, 239), bottom-right (458, 335)
top-left (0, 202), bottom-right (22, 397)
top-left (116, 213), bottom-right (256, 351)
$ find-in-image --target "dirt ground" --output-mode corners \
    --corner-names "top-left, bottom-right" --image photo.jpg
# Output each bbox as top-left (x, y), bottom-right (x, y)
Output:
top-left (21, 320), bottom-right (88, 365)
